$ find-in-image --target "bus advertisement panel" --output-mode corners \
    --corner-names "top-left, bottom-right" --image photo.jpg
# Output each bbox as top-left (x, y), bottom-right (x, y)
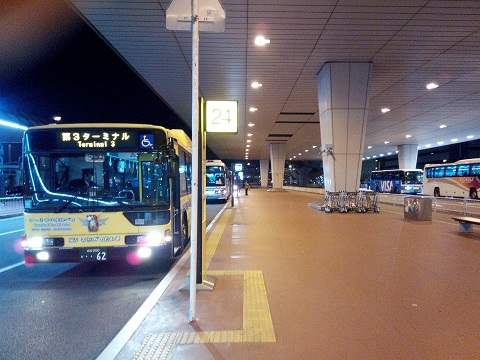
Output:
top-left (368, 169), bottom-right (423, 194)
top-left (21, 124), bottom-right (192, 265)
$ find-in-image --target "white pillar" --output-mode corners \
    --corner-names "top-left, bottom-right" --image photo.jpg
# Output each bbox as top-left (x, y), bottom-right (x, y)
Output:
top-left (398, 144), bottom-right (418, 169)
top-left (269, 143), bottom-right (286, 190)
top-left (317, 62), bottom-right (372, 192)
top-left (260, 159), bottom-right (269, 187)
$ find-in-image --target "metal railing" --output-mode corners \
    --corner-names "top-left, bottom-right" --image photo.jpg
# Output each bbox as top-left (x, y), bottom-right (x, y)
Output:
top-left (378, 193), bottom-right (480, 217)
top-left (0, 196), bottom-right (24, 217)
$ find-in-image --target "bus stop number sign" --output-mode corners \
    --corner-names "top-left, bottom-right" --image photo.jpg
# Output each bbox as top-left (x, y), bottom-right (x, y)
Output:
top-left (206, 100), bottom-right (238, 133)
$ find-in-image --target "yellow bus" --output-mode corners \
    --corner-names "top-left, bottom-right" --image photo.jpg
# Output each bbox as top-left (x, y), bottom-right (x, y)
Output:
top-left (21, 123), bottom-right (192, 265)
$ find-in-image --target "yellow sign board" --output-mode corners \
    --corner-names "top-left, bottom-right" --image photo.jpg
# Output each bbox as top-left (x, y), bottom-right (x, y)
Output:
top-left (206, 100), bottom-right (238, 133)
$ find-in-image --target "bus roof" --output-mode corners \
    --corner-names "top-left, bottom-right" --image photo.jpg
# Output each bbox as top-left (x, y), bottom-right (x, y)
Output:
top-left (26, 123), bottom-right (191, 152)
top-left (424, 158), bottom-right (480, 168)
top-left (206, 160), bottom-right (226, 167)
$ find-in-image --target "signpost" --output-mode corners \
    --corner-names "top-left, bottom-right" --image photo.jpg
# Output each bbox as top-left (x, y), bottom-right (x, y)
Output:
top-left (205, 100), bottom-right (238, 133)
top-left (166, 0), bottom-right (225, 323)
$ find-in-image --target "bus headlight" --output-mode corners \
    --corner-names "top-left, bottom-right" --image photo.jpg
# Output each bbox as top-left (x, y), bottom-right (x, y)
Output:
top-left (140, 230), bottom-right (173, 246)
top-left (137, 247), bottom-right (152, 259)
top-left (36, 251), bottom-right (50, 261)
top-left (23, 236), bottom-right (44, 249)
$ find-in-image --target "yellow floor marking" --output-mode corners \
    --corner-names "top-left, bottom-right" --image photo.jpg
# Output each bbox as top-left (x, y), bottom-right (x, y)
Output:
top-left (133, 209), bottom-right (276, 360)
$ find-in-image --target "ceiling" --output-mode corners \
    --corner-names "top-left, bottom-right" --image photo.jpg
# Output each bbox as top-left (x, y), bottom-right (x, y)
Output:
top-left (69, 0), bottom-right (480, 161)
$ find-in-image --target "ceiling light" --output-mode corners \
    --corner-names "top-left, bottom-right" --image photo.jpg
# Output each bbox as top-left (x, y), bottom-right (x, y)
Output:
top-left (405, 134), bottom-right (412, 138)
top-left (247, 139), bottom-right (252, 143)
top-left (372, 155), bottom-right (377, 158)
top-left (384, 140), bottom-right (390, 144)
top-left (0, 119), bottom-right (28, 131)
top-left (251, 81), bottom-right (262, 89)
top-left (387, 152), bottom-right (392, 155)
top-left (249, 107), bottom-right (258, 112)
top-left (395, 150), bottom-right (399, 154)
top-left (439, 124), bottom-right (447, 129)
top-left (467, 135), bottom-right (474, 139)
top-left (381, 107), bottom-right (391, 114)
top-left (293, 156), bottom-right (296, 159)
top-left (362, 157), bottom-right (365, 161)
top-left (367, 145), bottom-right (372, 149)
top-left (366, 156), bottom-right (371, 160)
top-left (425, 144), bottom-right (432, 148)
top-left (247, 162), bottom-right (250, 165)
top-left (379, 153), bottom-right (384, 157)
top-left (450, 138), bottom-right (458, 142)
top-left (426, 82), bottom-right (439, 90)
top-left (246, 144), bottom-right (250, 148)
top-left (247, 133), bottom-right (253, 137)
top-left (304, 149), bottom-right (309, 152)
top-left (312, 145), bottom-right (317, 148)
top-left (298, 153), bottom-right (302, 156)
top-left (254, 35), bottom-right (270, 47)
top-left (437, 141), bottom-right (444, 145)
top-left (289, 158), bottom-right (292, 161)
top-left (52, 115), bottom-right (62, 122)
top-left (248, 122), bottom-right (255, 127)
top-left (443, 159), bottom-right (447, 163)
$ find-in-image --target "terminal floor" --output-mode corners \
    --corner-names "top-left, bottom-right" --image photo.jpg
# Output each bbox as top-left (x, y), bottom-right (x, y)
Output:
top-left (121, 190), bottom-right (480, 360)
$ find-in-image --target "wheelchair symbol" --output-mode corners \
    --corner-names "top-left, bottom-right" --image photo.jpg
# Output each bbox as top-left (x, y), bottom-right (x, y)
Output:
top-left (141, 135), bottom-right (153, 148)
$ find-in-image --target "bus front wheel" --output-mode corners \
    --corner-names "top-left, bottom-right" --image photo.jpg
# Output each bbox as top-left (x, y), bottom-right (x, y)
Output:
top-left (469, 188), bottom-right (478, 199)
top-left (434, 187), bottom-right (440, 197)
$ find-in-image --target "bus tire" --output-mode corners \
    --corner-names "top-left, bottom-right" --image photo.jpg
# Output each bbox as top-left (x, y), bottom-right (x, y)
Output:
top-left (469, 188), bottom-right (478, 199)
top-left (434, 187), bottom-right (440, 197)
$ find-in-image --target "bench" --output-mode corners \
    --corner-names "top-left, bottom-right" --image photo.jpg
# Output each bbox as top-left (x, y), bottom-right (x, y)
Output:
top-left (452, 216), bottom-right (480, 233)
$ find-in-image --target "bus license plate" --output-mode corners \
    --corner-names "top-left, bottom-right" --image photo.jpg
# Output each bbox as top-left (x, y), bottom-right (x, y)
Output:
top-left (80, 248), bottom-right (107, 262)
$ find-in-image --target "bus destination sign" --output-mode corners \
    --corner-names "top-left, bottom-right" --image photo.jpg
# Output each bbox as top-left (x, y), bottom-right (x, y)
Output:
top-left (59, 130), bottom-right (135, 149)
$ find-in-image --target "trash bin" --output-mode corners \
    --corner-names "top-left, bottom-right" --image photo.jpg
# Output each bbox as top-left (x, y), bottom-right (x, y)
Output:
top-left (404, 196), bottom-right (432, 221)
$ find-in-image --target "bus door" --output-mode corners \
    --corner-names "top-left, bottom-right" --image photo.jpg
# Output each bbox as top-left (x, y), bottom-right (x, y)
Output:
top-left (169, 148), bottom-right (182, 252)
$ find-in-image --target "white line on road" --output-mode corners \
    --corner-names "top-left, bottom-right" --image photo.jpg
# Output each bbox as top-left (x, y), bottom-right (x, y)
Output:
top-left (0, 261), bottom-right (24, 274)
top-left (0, 215), bottom-right (23, 222)
top-left (0, 229), bottom-right (24, 236)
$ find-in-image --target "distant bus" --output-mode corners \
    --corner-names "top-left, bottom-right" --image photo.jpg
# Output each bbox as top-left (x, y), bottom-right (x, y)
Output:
top-left (205, 160), bottom-right (230, 201)
top-left (424, 159), bottom-right (480, 199)
top-left (22, 123), bottom-right (192, 264)
top-left (368, 169), bottom-right (423, 194)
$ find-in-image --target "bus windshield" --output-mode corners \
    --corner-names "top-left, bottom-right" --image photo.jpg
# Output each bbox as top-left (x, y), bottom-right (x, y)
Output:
top-left (206, 166), bottom-right (225, 186)
top-left (404, 171), bottom-right (423, 184)
top-left (24, 151), bottom-right (170, 212)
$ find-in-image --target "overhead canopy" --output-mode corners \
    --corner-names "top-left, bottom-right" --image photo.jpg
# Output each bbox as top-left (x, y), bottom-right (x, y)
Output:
top-left (69, 0), bottom-right (480, 160)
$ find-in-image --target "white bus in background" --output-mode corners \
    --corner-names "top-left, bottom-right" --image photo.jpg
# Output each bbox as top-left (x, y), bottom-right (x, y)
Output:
top-left (424, 159), bottom-right (480, 199)
top-left (206, 160), bottom-right (231, 202)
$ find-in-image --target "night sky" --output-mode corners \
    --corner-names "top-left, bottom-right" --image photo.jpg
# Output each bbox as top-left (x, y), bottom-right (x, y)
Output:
top-left (0, 0), bottom-right (188, 133)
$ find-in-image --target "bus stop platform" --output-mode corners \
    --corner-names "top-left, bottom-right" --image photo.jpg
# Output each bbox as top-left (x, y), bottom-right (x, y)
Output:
top-left (116, 190), bottom-right (480, 360)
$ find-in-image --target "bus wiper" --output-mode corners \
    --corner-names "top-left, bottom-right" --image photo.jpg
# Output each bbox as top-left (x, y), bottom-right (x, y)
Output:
top-left (55, 194), bottom-right (81, 213)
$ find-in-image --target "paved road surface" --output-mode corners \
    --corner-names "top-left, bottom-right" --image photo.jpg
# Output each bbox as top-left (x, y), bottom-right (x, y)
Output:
top-left (0, 203), bottom-right (226, 360)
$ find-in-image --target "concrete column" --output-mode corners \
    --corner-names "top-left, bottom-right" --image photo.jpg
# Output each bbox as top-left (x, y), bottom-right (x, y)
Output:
top-left (260, 159), bottom-right (269, 187)
top-left (317, 62), bottom-right (372, 192)
top-left (269, 143), bottom-right (286, 190)
top-left (397, 144), bottom-right (418, 169)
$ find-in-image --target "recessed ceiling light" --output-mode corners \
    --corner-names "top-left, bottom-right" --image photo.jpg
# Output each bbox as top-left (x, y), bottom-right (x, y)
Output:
top-left (450, 138), bottom-right (458, 142)
top-left (312, 145), bottom-right (317, 148)
top-left (426, 82), bottom-right (439, 90)
top-left (372, 155), bottom-right (377, 158)
top-left (251, 81), bottom-right (262, 89)
top-left (387, 152), bottom-right (392, 155)
top-left (381, 107), bottom-right (391, 114)
top-left (405, 134), bottom-right (412, 138)
top-left (442, 159), bottom-right (447, 163)
top-left (246, 144), bottom-right (251, 148)
top-left (467, 135), bottom-right (474, 139)
top-left (362, 157), bottom-right (365, 160)
top-left (249, 107), bottom-right (258, 112)
top-left (293, 156), bottom-right (296, 158)
top-left (247, 139), bottom-right (252, 143)
top-left (305, 149), bottom-right (309, 152)
top-left (379, 153), bottom-right (384, 157)
top-left (52, 115), bottom-right (62, 122)
top-left (367, 145), bottom-right (372, 149)
top-left (289, 158), bottom-right (292, 161)
top-left (247, 133), bottom-right (253, 137)
top-left (248, 122), bottom-right (255, 127)
top-left (366, 156), bottom-right (371, 160)
top-left (254, 35), bottom-right (270, 47)
top-left (439, 124), bottom-right (447, 129)
top-left (298, 153), bottom-right (302, 156)
top-left (437, 141), bottom-right (444, 145)
top-left (384, 140), bottom-right (390, 144)
top-left (395, 150), bottom-right (399, 154)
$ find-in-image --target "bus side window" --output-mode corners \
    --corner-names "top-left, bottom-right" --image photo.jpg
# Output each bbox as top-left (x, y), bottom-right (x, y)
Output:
top-left (471, 164), bottom-right (480, 176)
top-left (178, 149), bottom-right (188, 196)
top-left (426, 168), bottom-right (433, 178)
top-left (457, 165), bottom-right (470, 177)
top-left (434, 167), bottom-right (445, 178)
top-left (185, 152), bottom-right (191, 194)
top-left (445, 165), bottom-right (457, 177)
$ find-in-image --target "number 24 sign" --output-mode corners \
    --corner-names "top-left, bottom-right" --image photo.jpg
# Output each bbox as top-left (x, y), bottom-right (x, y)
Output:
top-left (206, 100), bottom-right (238, 133)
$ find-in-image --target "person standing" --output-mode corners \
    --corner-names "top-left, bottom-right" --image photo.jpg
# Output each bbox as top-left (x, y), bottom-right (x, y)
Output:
top-left (245, 180), bottom-right (250, 196)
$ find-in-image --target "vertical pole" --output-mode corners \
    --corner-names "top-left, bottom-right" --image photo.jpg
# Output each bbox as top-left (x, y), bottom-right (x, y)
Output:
top-left (196, 98), bottom-right (205, 284)
top-left (189, 0), bottom-right (199, 322)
